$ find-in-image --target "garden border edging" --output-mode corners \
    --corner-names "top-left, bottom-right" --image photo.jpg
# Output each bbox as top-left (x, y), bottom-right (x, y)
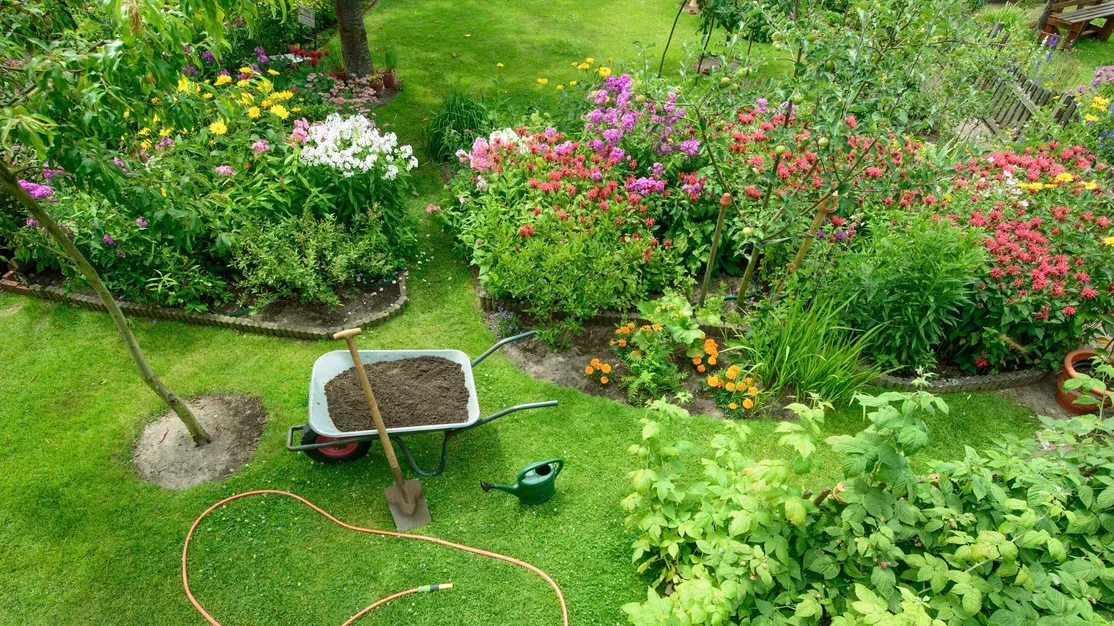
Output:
top-left (0, 270), bottom-right (408, 340)
top-left (874, 368), bottom-right (1049, 393)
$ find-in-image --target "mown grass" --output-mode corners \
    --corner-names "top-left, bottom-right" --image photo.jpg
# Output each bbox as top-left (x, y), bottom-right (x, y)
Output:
top-left (0, 0), bottom-right (1045, 623)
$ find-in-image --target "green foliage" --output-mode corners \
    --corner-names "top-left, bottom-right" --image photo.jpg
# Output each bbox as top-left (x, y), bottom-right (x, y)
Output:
top-left (835, 216), bottom-right (984, 372)
top-left (735, 295), bottom-right (882, 405)
top-left (232, 210), bottom-right (398, 306)
top-left (422, 88), bottom-right (493, 163)
top-left (622, 388), bottom-right (1114, 626)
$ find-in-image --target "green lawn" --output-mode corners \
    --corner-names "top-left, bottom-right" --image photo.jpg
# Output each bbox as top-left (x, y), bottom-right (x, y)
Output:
top-left (0, 1), bottom-right (1044, 624)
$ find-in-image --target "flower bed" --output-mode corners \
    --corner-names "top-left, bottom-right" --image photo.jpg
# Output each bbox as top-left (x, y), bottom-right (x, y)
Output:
top-left (11, 67), bottom-right (418, 313)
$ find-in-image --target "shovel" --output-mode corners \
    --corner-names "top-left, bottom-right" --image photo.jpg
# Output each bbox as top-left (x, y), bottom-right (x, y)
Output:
top-left (334, 328), bottom-right (431, 531)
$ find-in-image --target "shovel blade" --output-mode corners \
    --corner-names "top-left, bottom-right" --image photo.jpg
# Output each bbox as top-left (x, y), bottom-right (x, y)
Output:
top-left (385, 479), bottom-right (430, 531)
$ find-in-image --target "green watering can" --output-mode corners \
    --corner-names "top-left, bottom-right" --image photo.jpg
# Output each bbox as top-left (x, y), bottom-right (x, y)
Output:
top-left (481, 459), bottom-right (564, 505)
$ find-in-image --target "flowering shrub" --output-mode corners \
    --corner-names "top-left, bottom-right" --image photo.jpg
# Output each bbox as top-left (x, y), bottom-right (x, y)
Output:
top-left (940, 142), bottom-right (1114, 371)
top-left (13, 66), bottom-right (417, 308)
top-left (438, 117), bottom-right (691, 320)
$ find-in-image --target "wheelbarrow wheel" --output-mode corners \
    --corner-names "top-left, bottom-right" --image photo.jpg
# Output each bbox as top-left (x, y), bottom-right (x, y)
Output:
top-left (301, 430), bottom-right (371, 464)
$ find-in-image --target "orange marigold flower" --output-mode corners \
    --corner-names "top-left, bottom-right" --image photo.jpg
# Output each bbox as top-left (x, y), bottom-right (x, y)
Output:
top-left (728, 402), bottom-right (738, 410)
top-left (600, 376), bottom-right (609, 385)
top-left (590, 358), bottom-right (601, 367)
top-left (585, 366), bottom-right (595, 375)
top-left (725, 382), bottom-right (736, 392)
top-left (725, 368), bottom-right (738, 381)
top-left (742, 398), bottom-right (755, 410)
top-left (708, 357), bottom-right (717, 366)
top-left (744, 376), bottom-right (754, 385)
top-left (609, 340), bottom-right (616, 346)
top-left (600, 363), bottom-right (612, 374)
top-left (747, 386), bottom-right (758, 396)
top-left (618, 339), bottom-right (627, 347)
top-left (697, 364), bottom-right (706, 373)
top-left (707, 375), bottom-right (720, 387)
top-left (692, 356), bottom-right (702, 365)
top-left (630, 350), bottom-right (642, 357)
top-left (652, 324), bottom-right (662, 331)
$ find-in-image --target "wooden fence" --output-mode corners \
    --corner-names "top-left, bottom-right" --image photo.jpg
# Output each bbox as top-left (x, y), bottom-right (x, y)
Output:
top-left (975, 22), bottom-right (1080, 139)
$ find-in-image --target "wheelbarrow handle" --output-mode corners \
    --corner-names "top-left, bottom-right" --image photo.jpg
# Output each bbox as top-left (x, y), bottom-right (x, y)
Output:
top-left (471, 330), bottom-right (538, 367)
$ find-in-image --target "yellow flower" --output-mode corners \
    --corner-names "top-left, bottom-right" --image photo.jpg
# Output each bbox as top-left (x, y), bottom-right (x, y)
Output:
top-left (214, 74), bottom-right (232, 87)
top-left (556, 84), bottom-right (564, 90)
top-left (586, 57), bottom-right (594, 63)
top-left (496, 62), bottom-right (504, 68)
top-left (1080, 180), bottom-right (1098, 191)
top-left (258, 78), bottom-right (274, 93)
top-left (269, 104), bottom-right (289, 119)
top-left (272, 90), bottom-right (294, 101)
top-left (577, 62), bottom-right (590, 70)
top-left (1054, 172), bottom-right (1074, 183)
top-left (177, 77), bottom-right (192, 92)
top-left (239, 66), bottom-right (253, 74)
top-left (569, 80), bottom-right (578, 86)
top-left (202, 93), bottom-right (213, 99)
top-left (747, 386), bottom-right (758, 396)
top-left (537, 78), bottom-right (549, 85)
top-left (1084, 114), bottom-right (1100, 123)
top-left (159, 127), bottom-right (174, 137)
top-left (123, 108), bottom-right (130, 118)
top-left (1092, 96), bottom-right (1111, 109)
top-left (268, 69), bottom-right (280, 76)
top-left (261, 99), bottom-right (273, 108)
top-left (247, 106), bottom-right (261, 119)
top-left (1104, 236), bottom-right (1114, 247)
top-left (239, 92), bottom-right (255, 105)
top-left (208, 119), bottom-right (228, 135)
top-left (597, 66), bottom-right (611, 77)
top-left (137, 127), bottom-right (151, 137)
top-left (570, 62), bottom-right (579, 67)
top-left (237, 79), bottom-right (251, 88)
top-left (140, 139), bottom-right (152, 150)
top-left (150, 97), bottom-right (161, 104)
top-left (292, 106), bottom-right (302, 112)
top-left (160, 187), bottom-right (167, 198)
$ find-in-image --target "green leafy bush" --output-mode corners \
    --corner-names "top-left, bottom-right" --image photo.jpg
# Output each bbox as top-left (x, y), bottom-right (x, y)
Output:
top-left (232, 210), bottom-right (398, 306)
top-left (622, 388), bottom-right (1114, 626)
top-left (734, 295), bottom-right (882, 405)
top-left (835, 216), bottom-right (984, 372)
top-left (422, 88), bottom-right (493, 163)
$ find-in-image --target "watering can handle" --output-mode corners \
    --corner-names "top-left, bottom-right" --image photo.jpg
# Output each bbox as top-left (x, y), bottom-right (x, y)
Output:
top-left (518, 458), bottom-right (564, 482)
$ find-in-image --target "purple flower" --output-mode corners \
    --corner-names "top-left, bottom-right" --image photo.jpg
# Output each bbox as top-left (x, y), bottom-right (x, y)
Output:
top-left (834, 229), bottom-right (847, 241)
top-left (218, 68), bottom-right (230, 76)
top-left (182, 65), bottom-right (198, 76)
top-left (201, 50), bottom-right (216, 63)
top-left (103, 234), bottom-right (116, 246)
top-left (113, 157), bottom-right (129, 174)
top-left (42, 163), bottom-right (64, 182)
top-left (115, 249), bottom-right (126, 258)
top-left (182, 45), bottom-right (192, 53)
top-left (756, 98), bottom-right (769, 113)
top-left (135, 217), bottom-right (148, 229)
top-left (237, 72), bottom-right (249, 80)
top-left (18, 179), bottom-right (54, 201)
top-left (25, 218), bottom-right (40, 228)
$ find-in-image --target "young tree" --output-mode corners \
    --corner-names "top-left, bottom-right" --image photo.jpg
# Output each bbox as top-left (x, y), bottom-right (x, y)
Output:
top-left (0, 0), bottom-right (286, 444)
top-left (334, 0), bottom-right (375, 77)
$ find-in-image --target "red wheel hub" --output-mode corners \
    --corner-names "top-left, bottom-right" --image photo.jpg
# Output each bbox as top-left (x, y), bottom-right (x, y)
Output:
top-left (315, 435), bottom-right (359, 457)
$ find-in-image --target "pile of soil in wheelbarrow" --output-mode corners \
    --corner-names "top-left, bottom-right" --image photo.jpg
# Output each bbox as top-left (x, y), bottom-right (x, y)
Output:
top-left (325, 356), bottom-right (470, 432)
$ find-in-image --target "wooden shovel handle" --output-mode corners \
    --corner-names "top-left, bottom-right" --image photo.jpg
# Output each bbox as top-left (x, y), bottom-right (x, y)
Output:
top-left (338, 334), bottom-right (407, 489)
top-left (334, 327), bottom-right (362, 340)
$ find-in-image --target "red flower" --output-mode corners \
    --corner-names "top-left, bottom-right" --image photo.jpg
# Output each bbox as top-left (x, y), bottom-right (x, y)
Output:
top-left (975, 357), bottom-right (989, 368)
top-left (1062, 305), bottom-right (1076, 316)
top-left (845, 115), bottom-right (858, 129)
top-left (518, 224), bottom-right (535, 237)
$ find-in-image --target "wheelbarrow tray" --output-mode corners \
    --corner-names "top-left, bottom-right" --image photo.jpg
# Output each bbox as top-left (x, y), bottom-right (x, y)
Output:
top-left (309, 349), bottom-right (481, 439)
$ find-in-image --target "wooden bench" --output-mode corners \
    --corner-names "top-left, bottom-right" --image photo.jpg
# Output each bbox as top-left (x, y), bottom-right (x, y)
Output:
top-left (1039, 0), bottom-right (1114, 48)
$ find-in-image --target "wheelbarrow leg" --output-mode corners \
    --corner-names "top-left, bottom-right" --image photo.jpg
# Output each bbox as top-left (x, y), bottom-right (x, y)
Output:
top-left (393, 432), bottom-right (454, 477)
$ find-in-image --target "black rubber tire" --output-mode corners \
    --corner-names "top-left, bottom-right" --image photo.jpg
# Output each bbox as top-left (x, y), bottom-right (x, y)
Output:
top-left (300, 429), bottom-right (371, 464)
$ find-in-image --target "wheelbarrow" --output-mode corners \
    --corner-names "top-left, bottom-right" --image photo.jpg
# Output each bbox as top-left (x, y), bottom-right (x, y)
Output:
top-left (286, 331), bottom-right (557, 476)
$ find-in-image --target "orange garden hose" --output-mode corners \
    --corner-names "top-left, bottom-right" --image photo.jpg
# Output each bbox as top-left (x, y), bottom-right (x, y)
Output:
top-left (182, 490), bottom-right (570, 626)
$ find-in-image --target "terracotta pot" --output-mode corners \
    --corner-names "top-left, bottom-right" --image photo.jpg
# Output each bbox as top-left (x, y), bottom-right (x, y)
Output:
top-left (370, 77), bottom-right (384, 95)
top-left (383, 71), bottom-right (397, 90)
top-left (1055, 349), bottom-right (1113, 414)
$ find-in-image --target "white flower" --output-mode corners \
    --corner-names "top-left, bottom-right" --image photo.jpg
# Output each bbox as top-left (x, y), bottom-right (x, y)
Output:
top-left (298, 114), bottom-right (417, 181)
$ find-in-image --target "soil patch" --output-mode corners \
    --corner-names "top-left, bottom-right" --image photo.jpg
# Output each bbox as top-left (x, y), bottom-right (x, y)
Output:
top-left (999, 375), bottom-right (1077, 420)
top-left (22, 268), bottom-right (402, 329)
top-left (325, 356), bottom-right (469, 432)
top-left (133, 394), bottom-right (267, 490)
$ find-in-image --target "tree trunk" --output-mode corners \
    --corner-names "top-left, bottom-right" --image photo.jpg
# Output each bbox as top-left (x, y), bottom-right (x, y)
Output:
top-left (334, 0), bottom-right (375, 77)
top-left (0, 160), bottom-right (211, 445)
top-left (1036, 0), bottom-right (1055, 34)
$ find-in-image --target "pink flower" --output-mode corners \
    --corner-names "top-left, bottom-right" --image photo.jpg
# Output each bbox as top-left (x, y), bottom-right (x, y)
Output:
top-left (1062, 305), bottom-right (1076, 316)
top-left (214, 165), bottom-right (235, 176)
top-left (425, 204), bottom-right (441, 214)
top-left (251, 139), bottom-right (271, 156)
top-left (1081, 287), bottom-right (1098, 300)
top-left (135, 217), bottom-right (148, 229)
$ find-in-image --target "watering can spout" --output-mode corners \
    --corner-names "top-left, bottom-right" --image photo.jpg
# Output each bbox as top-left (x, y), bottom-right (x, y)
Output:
top-left (480, 480), bottom-right (519, 496)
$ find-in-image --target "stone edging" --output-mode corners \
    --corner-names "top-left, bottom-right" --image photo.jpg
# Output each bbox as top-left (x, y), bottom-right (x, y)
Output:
top-left (0, 270), bottom-right (408, 340)
top-left (875, 368), bottom-right (1049, 393)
